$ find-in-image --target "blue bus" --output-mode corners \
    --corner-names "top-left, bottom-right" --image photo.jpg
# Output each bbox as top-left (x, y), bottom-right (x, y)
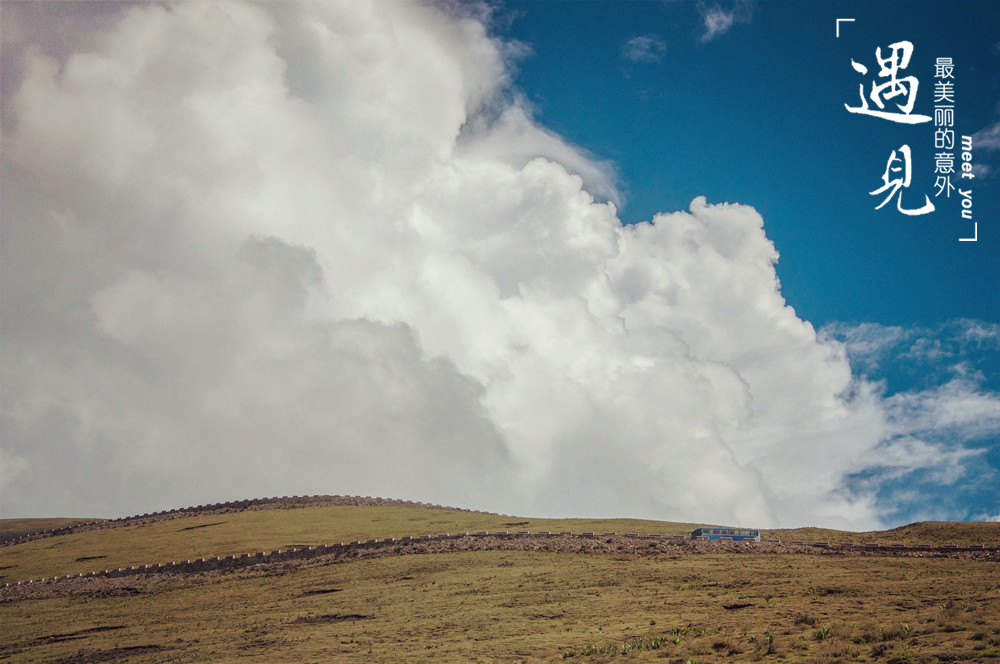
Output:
top-left (690, 527), bottom-right (760, 542)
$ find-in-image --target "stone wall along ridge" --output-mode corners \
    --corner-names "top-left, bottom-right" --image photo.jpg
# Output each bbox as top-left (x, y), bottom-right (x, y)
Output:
top-left (3, 530), bottom-right (998, 589)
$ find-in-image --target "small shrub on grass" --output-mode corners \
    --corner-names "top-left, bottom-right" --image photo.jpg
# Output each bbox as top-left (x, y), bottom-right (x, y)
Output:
top-left (814, 627), bottom-right (831, 641)
top-left (870, 643), bottom-right (889, 657)
top-left (880, 624), bottom-right (912, 641)
top-left (795, 614), bottom-right (816, 626)
top-left (853, 623), bottom-right (912, 644)
top-left (885, 646), bottom-right (914, 663)
top-left (565, 631), bottom-right (693, 657)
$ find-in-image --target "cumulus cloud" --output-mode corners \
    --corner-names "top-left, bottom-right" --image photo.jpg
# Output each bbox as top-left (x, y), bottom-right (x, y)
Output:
top-left (621, 35), bottom-right (666, 63)
top-left (1, 0), bottom-right (995, 529)
top-left (697, 0), bottom-right (754, 43)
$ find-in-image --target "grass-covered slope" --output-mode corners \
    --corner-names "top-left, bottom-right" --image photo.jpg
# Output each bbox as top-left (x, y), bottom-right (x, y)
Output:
top-left (0, 518), bottom-right (105, 541)
top-left (2, 502), bottom-right (999, 663)
top-left (3, 546), bottom-right (1000, 662)
top-left (765, 521), bottom-right (1000, 547)
top-left (2, 504), bottom-right (999, 584)
top-left (0, 506), bottom-right (701, 583)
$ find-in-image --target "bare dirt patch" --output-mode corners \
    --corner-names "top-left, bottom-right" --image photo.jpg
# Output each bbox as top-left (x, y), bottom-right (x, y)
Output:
top-left (2, 625), bottom-right (129, 655)
top-left (93, 587), bottom-right (143, 598)
top-left (52, 644), bottom-right (168, 663)
top-left (0, 573), bottom-right (206, 603)
top-left (40, 625), bottom-right (126, 645)
top-left (292, 613), bottom-right (370, 623)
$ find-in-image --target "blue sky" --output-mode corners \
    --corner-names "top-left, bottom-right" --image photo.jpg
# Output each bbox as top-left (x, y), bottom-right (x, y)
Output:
top-left (497, 0), bottom-right (998, 326)
top-left (494, 0), bottom-right (1000, 523)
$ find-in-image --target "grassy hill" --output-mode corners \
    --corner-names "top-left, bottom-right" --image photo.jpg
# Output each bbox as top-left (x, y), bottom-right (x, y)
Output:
top-left (0, 506), bottom-right (709, 582)
top-left (4, 504), bottom-right (996, 584)
top-left (2, 501), bottom-right (999, 663)
top-left (0, 518), bottom-right (105, 541)
top-left (764, 521), bottom-right (1000, 547)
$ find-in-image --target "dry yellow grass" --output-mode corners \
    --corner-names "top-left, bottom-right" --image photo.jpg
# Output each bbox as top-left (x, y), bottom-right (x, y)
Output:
top-left (3, 549), bottom-right (999, 663)
top-left (0, 518), bottom-right (104, 541)
top-left (763, 521), bottom-right (1000, 547)
top-left (2, 505), bottom-right (999, 663)
top-left (0, 507), bottom-right (703, 583)
top-left (4, 505), bottom-right (996, 585)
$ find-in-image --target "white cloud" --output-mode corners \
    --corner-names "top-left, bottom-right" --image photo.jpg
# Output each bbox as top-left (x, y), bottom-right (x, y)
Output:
top-left (823, 319), bottom-right (1000, 377)
top-left (820, 322), bottom-right (906, 372)
top-left (0, 449), bottom-right (29, 489)
top-left (884, 380), bottom-right (1000, 443)
top-left (972, 120), bottom-right (1000, 151)
top-left (697, 0), bottom-right (754, 43)
top-left (821, 321), bottom-right (1000, 520)
top-left (622, 35), bottom-right (666, 63)
top-left (457, 103), bottom-right (622, 207)
top-left (958, 320), bottom-right (1000, 347)
top-left (701, 9), bottom-right (735, 42)
top-left (1, 0), bottom-right (994, 530)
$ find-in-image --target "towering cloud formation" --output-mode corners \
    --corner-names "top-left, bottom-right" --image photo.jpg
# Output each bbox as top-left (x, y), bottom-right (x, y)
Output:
top-left (1, 1), bottom-right (990, 527)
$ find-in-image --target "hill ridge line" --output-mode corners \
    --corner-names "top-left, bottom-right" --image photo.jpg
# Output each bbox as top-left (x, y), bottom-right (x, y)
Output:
top-left (4, 531), bottom-right (998, 590)
top-left (0, 495), bottom-right (500, 547)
